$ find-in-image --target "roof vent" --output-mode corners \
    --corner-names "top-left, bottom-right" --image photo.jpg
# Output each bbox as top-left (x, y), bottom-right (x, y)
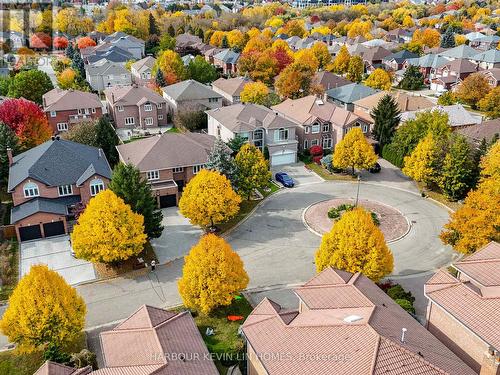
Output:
top-left (401, 328), bottom-right (407, 343)
top-left (316, 99), bottom-right (324, 105)
top-left (343, 315), bottom-right (363, 323)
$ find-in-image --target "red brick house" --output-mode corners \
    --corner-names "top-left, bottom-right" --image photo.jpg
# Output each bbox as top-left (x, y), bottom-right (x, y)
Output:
top-left (425, 242), bottom-right (500, 375)
top-left (42, 88), bottom-right (103, 133)
top-left (116, 132), bottom-right (222, 208)
top-left (7, 137), bottom-right (112, 242)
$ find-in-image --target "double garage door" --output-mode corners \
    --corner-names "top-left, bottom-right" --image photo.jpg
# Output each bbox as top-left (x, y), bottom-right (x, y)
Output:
top-left (159, 194), bottom-right (177, 208)
top-left (271, 151), bottom-right (296, 166)
top-left (19, 221), bottom-right (65, 242)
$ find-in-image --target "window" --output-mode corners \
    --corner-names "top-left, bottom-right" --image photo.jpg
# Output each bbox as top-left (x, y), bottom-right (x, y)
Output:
top-left (147, 170), bottom-right (159, 181)
top-left (311, 139), bottom-right (319, 146)
top-left (57, 123), bottom-right (68, 132)
top-left (304, 126), bottom-right (310, 134)
top-left (145, 117), bottom-right (154, 126)
top-left (90, 179), bottom-right (105, 196)
top-left (322, 137), bottom-right (332, 149)
top-left (275, 128), bottom-right (288, 142)
top-left (117, 105), bottom-right (124, 112)
top-left (92, 107), bottom-right (96, 114)
top-left (209, 97), bottom-right (219, 103)
top-left (125, 117), bottom-right (135, 126)
top-left (304, 140), bottom-right (309, 149)
top-left (173, 167), bottom-right (184, 173)
top-left (239, 132), bottom-right (249, 141)
top-left (158, 115), bottom-right (164, 120)
top-left (157, 103), bottom-right (163, 109)
top-left (85, 108), bottom-right (90, 115)
top-left (217, 125), bottom-right (221, 137)
top-left (312, 124), bottom-right (320, 134)
top-left (58, 184), bottom-right (73, 196)
top-left (362, 124), bottom-right (369, 133)
top-left (193, 165), bottom-right (205, 174)
top-left (144, 103), bottom-right (153, 112)
top-left (78, 109), bottom-right (83, 115)
top-left (322, 124), bottom-right (330, 132)
top-left (23, 182), bottom-right (39, 198)
top-left (50, 111), bottom-right (56, 117)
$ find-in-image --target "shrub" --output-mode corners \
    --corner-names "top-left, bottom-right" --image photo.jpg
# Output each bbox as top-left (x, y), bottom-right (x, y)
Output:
top-left (395, 299), bottom-right (416, 314)
top-left (371, 212), bottom-right (380, 226)
top-left (312, 155), bottom-right (322, 164)
top-left (310, 145), bottom-right (324, 157)
top-left (321, 154), bottom-right (333, 171)
top-left (382, 144), bottom-right (404, 168)
top-left (328, 208), bottom-right (341, 219)
top-left (387, 284), bottom-right (415, 303)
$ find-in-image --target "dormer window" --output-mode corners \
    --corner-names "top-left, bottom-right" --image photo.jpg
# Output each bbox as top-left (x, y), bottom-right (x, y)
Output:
top-left (23, 182), bottom-right (39, 198)
top-left (50, 111), bottom-right (57, 117)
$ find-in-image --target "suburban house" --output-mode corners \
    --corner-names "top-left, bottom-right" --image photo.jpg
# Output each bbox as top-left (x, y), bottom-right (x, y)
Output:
top-left (383, 50), bottom-right (419, 71)
top-left (7, 138), bottom-right (111, 242)
top-left (42, 88), bottom-right (103, 133)
top-left (425, 242), bottom-right (500, 375)
top-left (272, 95), bottom-right (369, 151)
top-left (105, 85), bottom-right (169, 129)
top-left (385, 28), bottom-right (413, 43)
top-left (83, 45), bottom-right (134, 66)
top-left (469, 35), bottom-right (500, 50)
top-left (313, 71), bottom-right (352, 91)
top-left (404, 54), bottom-right (450, 80)
top-left (458, 118), bottom-right (500, 149)
top-left (34, 305), bottom-right (218, 375)
top-left (469, 50), bottom-right (500, 70)
top-left (206, 103), bottom-right (299, 166)
top-left (162, 79), bottom-right (223, 116)
top-left (85, 60), bottom-right (132, 92)
top-left (430, 58), bottom-right (479, 93)
top-left (352, 91), bottom-right (434, 123)
top-left (242, 268), bottom-right (476, 375)
top-left (401, 105), bottom-right (482, 130)
top-left (131, 56), bottom-right (156, 85)
top-left (326, 83), bottom-right (378, 111)
top-left (0, 31), bottom-right (25, 50)
top-left (481, 68), bottom-right (500, 87)
top-left (361, 45), bottom-right (392, 72)
top-left (101, 31), bottom-right (145, 60)
top-left (116, 132), bottom-right (220, 208)
top-left (212, 77), bottom-right (252, 105)
top-left (438, 44), bottom-right (480, 60)
top-left (212, 49), bottom-right (240, 75)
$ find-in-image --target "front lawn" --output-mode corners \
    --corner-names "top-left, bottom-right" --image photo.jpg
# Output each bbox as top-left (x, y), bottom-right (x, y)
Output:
top-left (0, 332), bottom-right (87, 375)
top-left (305, 162), bottom-right (356, 181)
top-left (416, 183), bottom-right (462, 211)
top-left (174, 296), bottom-right (253, 375)
top-left (0, 240), bottom-right (19, 302)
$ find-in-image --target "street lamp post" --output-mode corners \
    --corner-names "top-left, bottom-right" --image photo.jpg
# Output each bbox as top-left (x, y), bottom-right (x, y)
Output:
top-left (355, 174), bottom-right (361, 206)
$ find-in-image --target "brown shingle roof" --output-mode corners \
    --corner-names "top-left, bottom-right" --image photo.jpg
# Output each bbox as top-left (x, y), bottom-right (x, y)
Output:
top-left (116, 132), bottom-right (217, 171)
top-left (457, 119), bottom-right (500, 145)
top-left (314, 71), bottom-right (352, 90)
top-left (243, 268), bottom-right (476, 375)
top-left (105, 85), bottom-right (165, 106)
top-left (212, 77), bottom-right (252, 96)
top-left (43, 88), bottom-right (102, 112)
top-left (353, 91), bottom-right (434, 113)
top-left (34, 361), bottom-right (91, 375)
top-left (425, 242), bottom-right (500, 350)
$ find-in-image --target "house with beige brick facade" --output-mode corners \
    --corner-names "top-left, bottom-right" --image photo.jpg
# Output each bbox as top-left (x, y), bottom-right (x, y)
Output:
top-left (212, 77), bottom-right (252, 105)
top-left (42, 88), bottom-right (103, 134)
top-left (105, 85), bottom-right (169, 129)
top-left (162, 79), bottom-right (222, 117)
top-left (131, 56), bottom-right (156, 85)
top-left (425, 241), bottom-right (500, 375)
top-left (35, 305), bottom-right (218, 375)
top-left (272, 95), bottom-right (370, 151)
top-left (116, 132), bottom-right (221, 208)
top-left (7, 137), bottom-right (111, 242)
top-left (206, 104), bottom-right (298, 166)
top-left (242, 267), bottom-right (476, 375)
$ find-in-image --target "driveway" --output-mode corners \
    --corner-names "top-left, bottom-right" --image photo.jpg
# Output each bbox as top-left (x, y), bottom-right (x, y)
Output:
top-left (20, 235), bottom-right (96, 286)
top-left (272, 163), bottom-right (323, 187)
top-left (150, 207), bottom-right (202, 264)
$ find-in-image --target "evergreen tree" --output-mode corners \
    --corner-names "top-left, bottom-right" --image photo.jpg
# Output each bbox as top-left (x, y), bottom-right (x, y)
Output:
top-left (95, 117), bottom-right (119, 166)
top-left (441, 28), bottom-right (456, 48)
top-left (221, 35), bottom-right (229, 49)
top-left (168, 25), bottom-right (175, 37)
top-left (65, 42), bottom-right (75, 59)
top-left (226, 135), bottom-right (247, 155)
top-left (148, 13), bottom-right (159, 37)
top-left (71, 48), bottom-right (85, 78)
top-left (439, 134), bottom-right (475, 201)
top-left (205, 137), bottom-right (238, 185)
top-left (371, 94), bottom-right (401, 148)
top-left (109, 163), bottom-right (164, 239)
top-left (187, 56), bottom-right (217, 84)
top-left (399, 65), bottom-right (424, 90)
top-left (196, 28), bottom-right (204, 40)
top-left (155, 69), bottom-right (166, 87)
top-left (0, 123), bottom-right (19, 182)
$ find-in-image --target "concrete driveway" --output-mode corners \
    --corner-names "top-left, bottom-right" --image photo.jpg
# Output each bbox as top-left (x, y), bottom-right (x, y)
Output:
top-left (272, 163), bottom-right (323, 187)
top-left (20, 235), bottom-right (96, 285)
top-left (150, 207), bottom-right (202, 264)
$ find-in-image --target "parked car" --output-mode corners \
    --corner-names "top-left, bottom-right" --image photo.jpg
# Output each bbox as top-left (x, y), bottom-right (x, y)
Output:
top-left (369, 162), bottom-right (381, 173)
top-left (275, 172), bottom-right (295, 187)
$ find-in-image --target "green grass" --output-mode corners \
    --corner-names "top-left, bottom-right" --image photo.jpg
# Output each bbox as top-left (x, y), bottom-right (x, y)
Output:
top-left (416, 183), bottom-right (462, 211)
top-left (173, 296), bottom-right (253, 374)
top-left (305, 162), bottom-right (356, 181)
top-left (0, 332), bottom-right (87, 375)
top-left (166, 127), bottom-right (180, 133)
top-left (0, 240), bottom-right (19, 302)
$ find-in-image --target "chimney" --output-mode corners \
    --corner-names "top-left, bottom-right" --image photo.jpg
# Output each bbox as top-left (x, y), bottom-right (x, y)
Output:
top-left (400, 328), bottom-right (407, 343)
top-left (480, 348), bottom-right (500, 375)
top-left (51, 135), bottom-right (56, 141)
top-left (6, 147), bottom-right (13, 167)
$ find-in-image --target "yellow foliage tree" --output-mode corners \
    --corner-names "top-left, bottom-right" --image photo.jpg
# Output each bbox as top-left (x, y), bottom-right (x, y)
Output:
top-left (412, 28), bottom-right (441, 48)
top-left (311, 42), bottom-right (332, 69)
top-left (178, 234), bottom-right (249, 314)
top-left (265, 16), bottom-right (284, 29)
top-left (402, 15), bottom-right (415, 28)
top-left (331, 45), bottom-right (351, 74)
top-left (455, 34), bottom-right (467, 45)
top-left (235, 144), bottom-right (271, 199)
top-left (0, 265), bottom-right (86, 352)
top-left (179, 169), bottom-right (241, 230)
top-left (347, 19), bottom-right (373, 39)
top-left (402, 133), bottom-right (441, 186)
top-left (315, 207), bottom-right (394, 282)
top-left (294, 49), bottom-right (320, 72)
top-left (333, 127), bottom-right (377, 174)
top-left (57, 68), bottom-right (76, 89)
top-left (365, 68), bottom-right (392, 90)
top-left (156, 50), bottom-right (187, 84)
top-left (227, 29), bottom-right (246, 50)
top-left (480, 140), bottom-right (500, 179)
top-left (71, 189), bottom-right (147, 263)
top-left (455, 72), bottom-right (492, 109)
top-left (240, 81), bottom-right (269, 105)
top-left (210, 30), bottom-right (226, 47)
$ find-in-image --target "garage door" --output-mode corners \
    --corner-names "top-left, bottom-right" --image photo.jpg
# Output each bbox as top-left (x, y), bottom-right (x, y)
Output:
top-left (19, 225), bottom-right (42, 242)
top-left (271, 152), bottom-right (296, 166)
top-left (159, 194), bottom-right (177, 208)
top-left (43, 221), bottom-right (65, 238)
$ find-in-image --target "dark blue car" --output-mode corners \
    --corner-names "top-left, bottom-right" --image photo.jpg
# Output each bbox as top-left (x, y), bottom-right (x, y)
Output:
top-left (275, 172), bottom-right (295, 188)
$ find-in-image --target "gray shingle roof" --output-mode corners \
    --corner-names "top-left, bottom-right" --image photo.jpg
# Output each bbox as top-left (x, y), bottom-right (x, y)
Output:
top-left (470, 49), bottom-right (500, 63)
top-left (326, 83), bottom-right (378, 104)
top-left (11, 195), bottom-right (81, 223)
top-left (162, 80), bottom-right (222, 101)
top-left (213, 49), bottom-right (240, 64)
top-left (8, 139), bottom-right (112, 192)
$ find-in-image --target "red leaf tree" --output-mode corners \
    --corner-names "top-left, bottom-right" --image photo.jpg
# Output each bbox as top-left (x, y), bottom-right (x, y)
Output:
top-left (77, 37), bottom-right (96, 50)
top-left (53, 37), bottom-right (69, 50)
top-left (0, 99), bottom-right (52, 149)
top-left (30, 32), bottom-right (52, 50)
